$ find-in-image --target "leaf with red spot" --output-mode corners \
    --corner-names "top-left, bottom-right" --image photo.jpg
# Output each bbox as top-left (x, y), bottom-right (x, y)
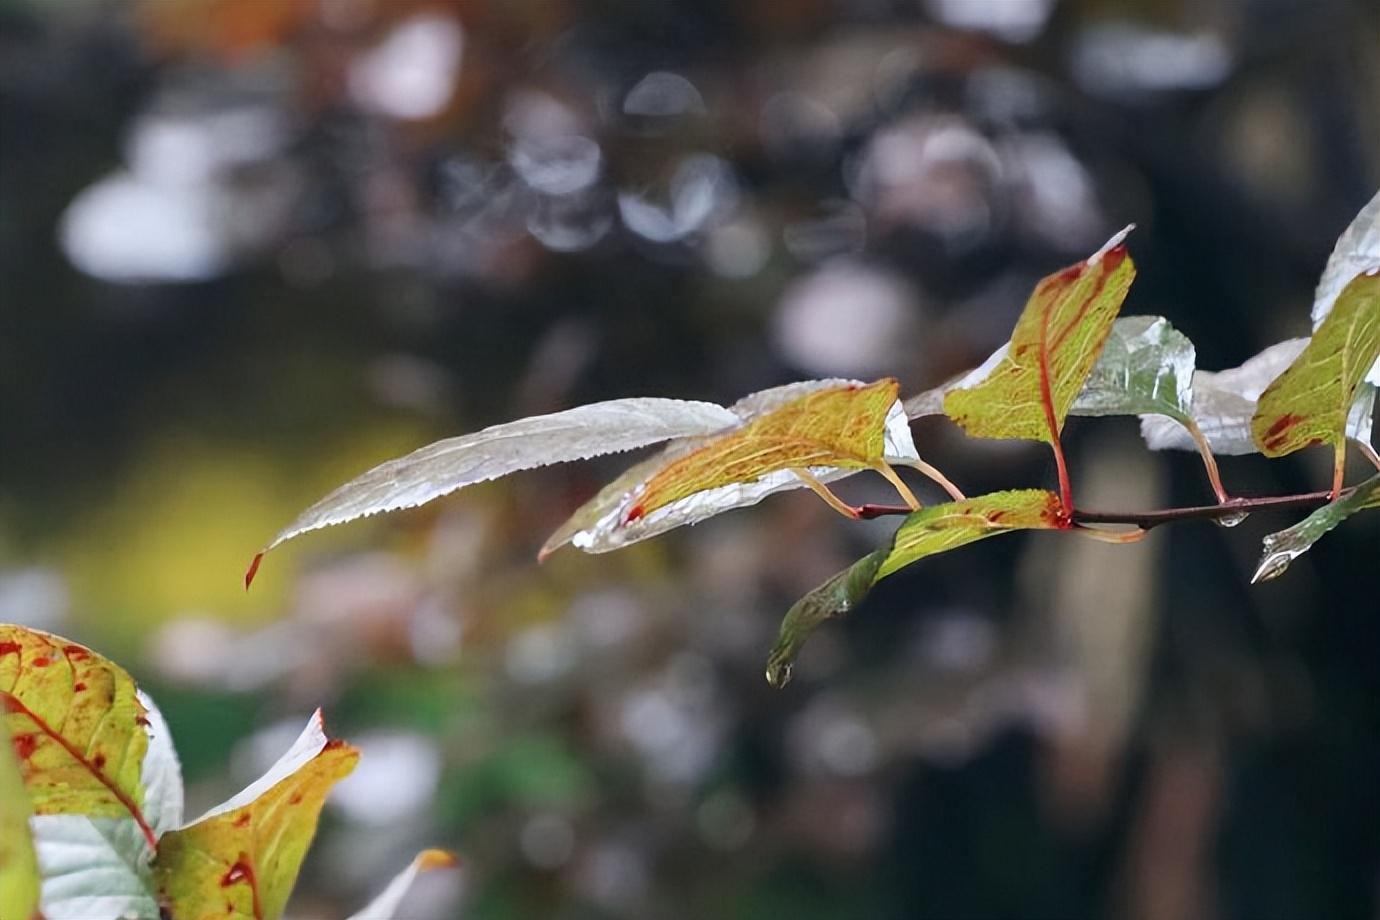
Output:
top-left (0, 626), bottom-right (155, 846)
top-left (0, 721), bottom-right (40, 920)
top-left (765, 490), bottom-right (1063, 687)
top-left (541, 378), bottom-right (925, 556)
top-left (153, 710), bottom-right (358, 920)
top-left (1250, 271), bottom-right (1380, 493)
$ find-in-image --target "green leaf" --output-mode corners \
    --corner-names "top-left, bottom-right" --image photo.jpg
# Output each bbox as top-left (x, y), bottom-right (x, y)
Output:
top-left (154, 710), bottom-right (358, 920)
top-left (0, 626), bottom-right (156, 847)
top-left (541, 379), bottom-right (921, 557)
top-left (1250, 272), bottom-right (1380, 487)
top-left (1312, 189), bottom-right (1380, 385)
top-left (765, 490), bottom-right (1062, 687)
top-left (346, 849), bottom-right (459, 920)
top-left (1070, 315), bottom-right (1195, 421)
top-left (1252, 473), bottom-right (1380, 583)
top-left (250, 397), bottom-right (741, 583)
top-left (0, 722), bottom-right (40, 920)
top-left (942, 227), bottom-right (1136, 444)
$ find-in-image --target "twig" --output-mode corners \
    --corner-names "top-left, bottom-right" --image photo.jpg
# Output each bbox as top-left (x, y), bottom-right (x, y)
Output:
top-left (857, 488), bottom-right (1349, 528)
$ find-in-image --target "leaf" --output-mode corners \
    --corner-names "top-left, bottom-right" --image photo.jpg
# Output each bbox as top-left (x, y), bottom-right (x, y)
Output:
top-left (0, 722), bottom-right (40, 920)
top-left (346, 849), bottom-right (459, 920)
top-left (626, 379), bottom-right (907, 520)
top-left (1069, 315), bottom-right (1195, 421)
top-left (31, 817), bottom-right (160, 920)
top-left (249, 397), bottom-right (742, 582)
top-left (31, 691), bottom-right (181, 920)
top-left (1313, 189), bottom-right (1380, 385)
top-left (1250, 271), bottom-right (1380, 490)
top-left (0, 626), bottom-right (156, 849)
top-left (765, 490), bottom-right (1062, 687)
top-left (1140, 338), bottom-right (1306, 454)
top-left (941, 227), bottom-right (1136, 445)
top-left (1252, 473), bottom-right (1380, 582)
top-left (541, 379), bottom-right (921, 556)
top-left (153, 710), bottom-right (358, 920)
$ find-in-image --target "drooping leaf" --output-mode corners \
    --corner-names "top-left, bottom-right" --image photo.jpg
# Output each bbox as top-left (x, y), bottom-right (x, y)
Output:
top-left (346, 849), bottom-right (459, 920)
top-left (942, 227), bottom-right (1136, 445)
top-left (153, 710), bottom-right (358, 920)
top-left (766, 490), bottom-right (1062, 687)
top-left (0, 722), bottom-right (40, 920)
top-left (249, 397), bottom-right (742, 582)
top-left (0, 626), bottom-right (156, 849)
top-left (542, 379), bottom-right (922, 557)
top-left (1313, 189), bottom-right (1380, 385)
top-left (1252, 473), bottom-right (1380, 583)
top-left (31, 690), bottom-right (181, 920)
top-left (1250, 272), bottom-right (1380, 489)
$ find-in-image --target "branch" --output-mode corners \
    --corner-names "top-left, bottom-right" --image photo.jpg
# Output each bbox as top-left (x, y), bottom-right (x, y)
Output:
top-left (858, 488), bottom-right (1351, 528)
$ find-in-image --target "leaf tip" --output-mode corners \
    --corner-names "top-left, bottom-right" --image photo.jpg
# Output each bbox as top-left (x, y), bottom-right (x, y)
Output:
top-left (1090, 223), bottom-right (1136, 265)
top-left (417, 848), bottom-right (460, 871)
top-left (764, 660), bottom-right (792, 689)
top-left (244, 552), bottom-right (265, 590)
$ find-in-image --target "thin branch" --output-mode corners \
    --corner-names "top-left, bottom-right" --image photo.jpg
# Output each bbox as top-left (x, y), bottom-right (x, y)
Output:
top-left (1073, 489), bottom-right (1344, 529)
top-left (858, 488), bottom-right (1350, 528)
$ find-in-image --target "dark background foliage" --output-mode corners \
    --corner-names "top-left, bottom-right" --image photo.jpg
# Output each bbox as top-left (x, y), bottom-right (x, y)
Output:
top-left (1, 0), bottom-right (1377, 917)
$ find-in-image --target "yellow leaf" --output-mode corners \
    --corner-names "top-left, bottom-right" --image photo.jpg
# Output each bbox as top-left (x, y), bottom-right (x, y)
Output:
top-left (1251, 270), bottom-right (1380, 494)
top-left (154, 711), bottom-right (359, 920)
top-left (943, 230), bottom-right (1137, 445)
top-left (0, 721), bottom-right (40, 920)
top-left (625, 379), bottom-right (904, 523)
top-left (0, 625), bottom-right (155, 849)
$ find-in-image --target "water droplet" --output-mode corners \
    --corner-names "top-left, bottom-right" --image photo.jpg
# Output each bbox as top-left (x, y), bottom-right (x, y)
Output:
top-left (1213, 510), bottom-right (1249, 528)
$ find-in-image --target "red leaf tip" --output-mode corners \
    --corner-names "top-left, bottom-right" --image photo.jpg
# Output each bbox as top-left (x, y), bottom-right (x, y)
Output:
top-left (244, 552), bottom-right (264, 590)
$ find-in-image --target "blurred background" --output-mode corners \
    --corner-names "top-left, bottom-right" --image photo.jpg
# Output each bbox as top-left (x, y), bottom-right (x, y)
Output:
top-left (2, 0), bottom-right (1378, 917)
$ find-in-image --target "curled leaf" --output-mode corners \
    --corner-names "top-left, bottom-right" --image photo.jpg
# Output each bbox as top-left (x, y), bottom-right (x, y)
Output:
top-left (542, 379), bottom-right (922, 557)
top-left (1252, 473), bottom-right (1380, 582)
top-left (346, 849), bottom-right (459, 920)
top-left (250, 397), bottom-right (741, 582)
top-left (154, 710), bottom-right (359, 920)
top-left (766, 490), bottom-right (1062, 687)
